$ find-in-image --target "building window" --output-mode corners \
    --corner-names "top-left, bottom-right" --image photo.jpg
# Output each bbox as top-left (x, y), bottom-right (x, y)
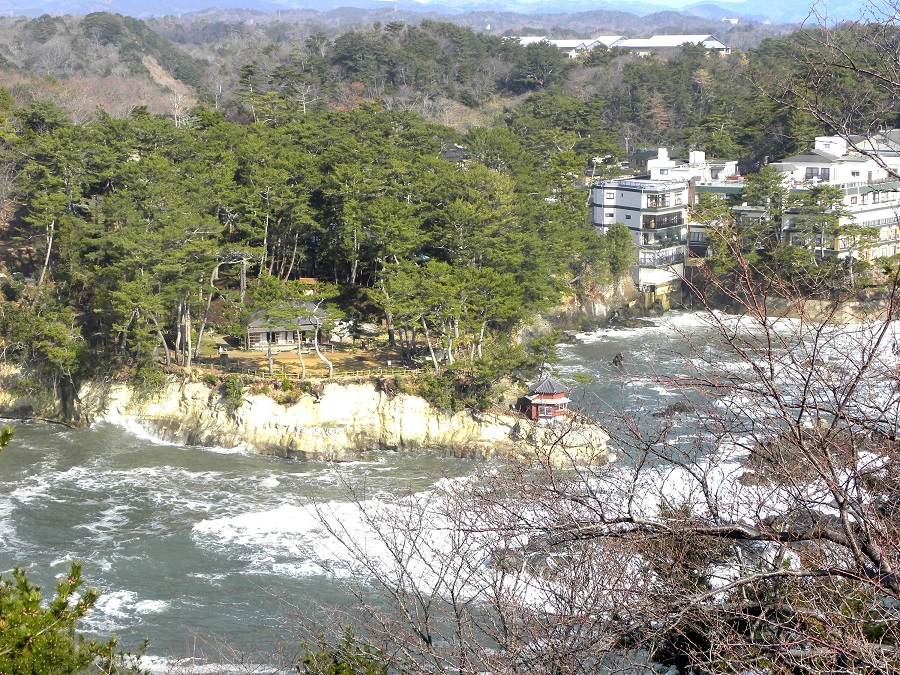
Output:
top-left (606, 192), bottom-right (614, 199)
top-left (606, 212), bottom-right (614, 218)
top-left (537, 405), bottom-right (553, 418)
top-left (851, 196), bottom-right (858, 204)
top-left (642, 212), bottom-right (684, 229)
top-left (659, 169), bottom-right (668, 175)
top-left (805, 167), bottom-right (831, 181)
top-left (625, 214), bottom-right (632, 220)
top-left (874, 191), bottom-right (881, 203)
top-left (852, 171), bottom-right (860, 177)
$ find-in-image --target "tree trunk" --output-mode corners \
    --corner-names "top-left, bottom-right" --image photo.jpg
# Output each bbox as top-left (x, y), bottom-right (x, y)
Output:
top-left (421, 316), bottom-right (439, 370)
top-left (240, 259), bottom-right (247, 305)
top-left (349, 225), bottom-right (359, 286)
top-left (477, 321), bottom-right (487, 360)
top-left (260, 208), bottom-right (269, 277)
top-left (195, 284), bottom-right (214, 361)
top-left (442, 322), bottom-right (454, 365)
top-left (34, 219), bottom-right (55, 302)
top-left (174, 300), bottom-right (183, 365)
top-left (400, 325), bottom-right (412, 361)
top-left (297, 333), bottom-right (306, 379)
top-left (269, 231), bottom-right (279, 276)
top-left (386, 311), bottom-right (396, 348)
top-left (267, 338), bottom-right (274, 376)
top-left (313, 323), bottom-right (333, 378)
top-left (184, 300), bottom-right (192, 370)
top-left (150, 314), bottom-right (171, 366)
top-left (284, 233), bottom-right (299, 280)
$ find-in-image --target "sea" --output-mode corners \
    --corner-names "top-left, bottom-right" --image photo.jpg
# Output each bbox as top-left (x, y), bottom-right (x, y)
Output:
top-left (0, 310), bottom-right (773, 670)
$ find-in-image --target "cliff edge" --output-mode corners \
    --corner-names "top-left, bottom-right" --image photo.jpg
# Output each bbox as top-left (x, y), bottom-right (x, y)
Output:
top-left (0, 367), bottom-right (609, 463)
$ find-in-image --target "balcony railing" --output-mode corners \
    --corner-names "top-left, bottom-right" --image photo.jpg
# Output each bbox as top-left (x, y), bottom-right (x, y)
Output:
top-left (639, 247), bottom-right (685, 267)
top-left (597, 178), bottom-right (689, 191)
top-left (642, 217), bottom-right (684, 229)
top-left (798, 177), bottom-right (900, 190)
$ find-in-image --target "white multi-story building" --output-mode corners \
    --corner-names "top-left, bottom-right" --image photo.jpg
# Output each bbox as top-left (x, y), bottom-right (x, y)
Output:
top-left (589, 133), bottom-right (900, 281)
top-left (592, 176), bottom-right (689, 267)
top-left (772, 135), bottom-right (900, 261)
top-left (591, 148), bottom-right (742, 272)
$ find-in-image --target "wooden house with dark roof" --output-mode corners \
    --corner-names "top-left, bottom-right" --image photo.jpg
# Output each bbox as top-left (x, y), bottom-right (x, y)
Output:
top-left (524, 375), bottom-right (570, 422)
top-left (247, 302), bottom-right (325, 350)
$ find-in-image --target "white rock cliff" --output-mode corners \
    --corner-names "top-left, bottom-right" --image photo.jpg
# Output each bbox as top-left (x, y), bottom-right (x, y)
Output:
top-left (0, 368), bottom-right (608, 462)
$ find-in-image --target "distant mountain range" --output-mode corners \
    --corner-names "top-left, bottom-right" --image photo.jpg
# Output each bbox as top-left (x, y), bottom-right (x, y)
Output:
top-left (0, 0), bottom-right (871, 25)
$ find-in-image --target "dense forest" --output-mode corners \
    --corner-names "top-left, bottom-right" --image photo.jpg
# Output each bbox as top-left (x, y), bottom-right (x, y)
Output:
top-left (4, 9), bottom-right (900, 674)
top-left (0, 10), bottom-right (891, 398)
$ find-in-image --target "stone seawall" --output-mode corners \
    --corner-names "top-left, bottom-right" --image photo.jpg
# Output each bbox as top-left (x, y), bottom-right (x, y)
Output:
top-left (0, 367), bottom-right (609, 462)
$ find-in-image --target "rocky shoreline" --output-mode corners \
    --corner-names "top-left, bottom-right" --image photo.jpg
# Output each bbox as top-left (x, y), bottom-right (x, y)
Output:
top-left (0, 366), bottom-right (609, 463)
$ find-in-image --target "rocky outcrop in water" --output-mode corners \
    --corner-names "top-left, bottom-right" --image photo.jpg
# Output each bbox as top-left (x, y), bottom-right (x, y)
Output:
top-left (0, 367), bottom-right (609, 462)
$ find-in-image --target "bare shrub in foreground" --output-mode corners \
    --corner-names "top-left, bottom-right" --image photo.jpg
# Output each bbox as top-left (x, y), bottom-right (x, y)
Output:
top-left (295, 236), bottom-right (900, 673)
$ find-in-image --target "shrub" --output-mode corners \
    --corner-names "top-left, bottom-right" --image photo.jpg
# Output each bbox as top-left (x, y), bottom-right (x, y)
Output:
top-left (0, 562), bottom-right (148, 674)
top-left (222, 375), bottom-right (244, 410)
top-left (417, 371), bottom-right (455, 412)
top-left (298, 629), bottom-right (386, 674)
top-left (131, 363), bottom-right (164, 396)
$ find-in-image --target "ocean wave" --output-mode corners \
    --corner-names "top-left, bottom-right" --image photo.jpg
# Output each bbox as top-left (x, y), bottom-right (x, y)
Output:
top-left (82, 589), bottom-right (166, 635)
top-left (140, 655), bottom-right (287, 675)
top-left (0, 499), bottom-right (18, 548)
top-left (75, 504), bottom-right (132, 542)
top-left (94, 415), bottom-right (179, 447)
top-left (96, 416), bottom-right (253, 456)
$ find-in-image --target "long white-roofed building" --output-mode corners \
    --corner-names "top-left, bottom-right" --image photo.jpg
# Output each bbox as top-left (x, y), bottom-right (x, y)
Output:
top-left (509, 34), bottom-right (729, 58)
top-left (612, 34), bottom-right (730, 55)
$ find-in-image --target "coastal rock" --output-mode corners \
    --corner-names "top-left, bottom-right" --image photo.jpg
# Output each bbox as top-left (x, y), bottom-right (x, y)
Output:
top-left (0, 368), bottom-right (609, 462)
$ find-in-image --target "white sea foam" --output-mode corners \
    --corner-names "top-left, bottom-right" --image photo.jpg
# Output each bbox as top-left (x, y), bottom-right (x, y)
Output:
top-left (97, 589), bottom-right (138, 618)
top-left (134, 599), bottom-right (169, 614)
top-left (98, 414), bottom-right (252, 456)
top-left (10, 478), bottom-right (59, 504)
top-left (141, 655), bottom-right (286, 674)
top-left (272, 560), bottom-right (327, 577)
top-left (187, 572), bottom-right (227, 582)
top-left (196, 443), bottom-right (252, 455)
top-left (576, 310), bottom-right (718, 344)
top-left (77, 505), bottom-right (131, 540)
top-left (96, 414), bottom-right (179, 447)
top-left (87, 590), bottom-right (169, 634)
top-left (193, 495), bottom-right (436, 585)
top-left (0, 500), bottom-right (17, 546)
